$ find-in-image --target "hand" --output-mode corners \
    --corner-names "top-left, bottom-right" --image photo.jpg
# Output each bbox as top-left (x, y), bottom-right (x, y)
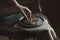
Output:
top-left (9, 0), bottom-right (32, 23)
top-left (20, 6), bottom-right (32, 23)
top-left (20, 6), bottom-right (32, 18)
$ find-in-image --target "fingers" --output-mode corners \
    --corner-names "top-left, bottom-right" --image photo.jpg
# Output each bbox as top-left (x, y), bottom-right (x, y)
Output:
top-left (24, 7), bottom-right (32, 18)
top-left (25, 7), bottom-right (32, 14)
top-left (22, 7), bottom-right (32, 23)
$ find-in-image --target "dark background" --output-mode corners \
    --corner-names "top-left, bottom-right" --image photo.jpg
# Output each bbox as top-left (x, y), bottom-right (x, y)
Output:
top-left (0, 0), bottom-right (60, 38)
top-left (40, 0), bottom-right (60, 38)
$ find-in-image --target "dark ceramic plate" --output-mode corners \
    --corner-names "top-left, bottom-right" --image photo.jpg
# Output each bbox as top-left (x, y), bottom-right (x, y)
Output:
top-left (18, 15), bottom-right (44, 28)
